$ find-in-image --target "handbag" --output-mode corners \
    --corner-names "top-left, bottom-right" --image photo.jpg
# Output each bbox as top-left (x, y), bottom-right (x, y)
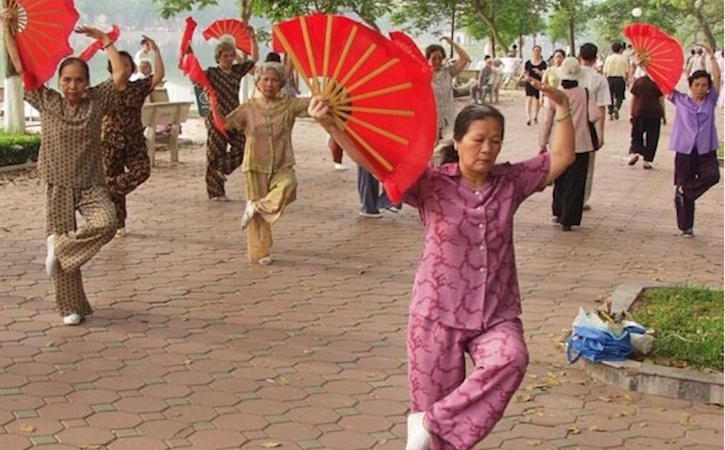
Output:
top-left (584, 88), bottom-right (602, 150)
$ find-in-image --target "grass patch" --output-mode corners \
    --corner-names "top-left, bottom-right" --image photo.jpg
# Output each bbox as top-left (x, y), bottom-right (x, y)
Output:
top-left (0, 128), bottom-right (41, 167)
top-left (629, 286), bottom-right (723, 371)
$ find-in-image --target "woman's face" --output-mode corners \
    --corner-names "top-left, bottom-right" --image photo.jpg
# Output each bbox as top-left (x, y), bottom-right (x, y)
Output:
top-left (533, 46), bottom-right (542, 58)
top-left (690, 76), bottom-right (710, 101)
top-left (257, 69), bottom-right (282, 99)
top-left (59, 63), bottom-right (88, 104)
top-left (553, 52), bottom-right (565, 67)
top-left (456, 118), bottom-right (503, 177)
top-left (428, 51), bottom-right (445, 71)
top-left (218, 50), bottom-right (236, 70)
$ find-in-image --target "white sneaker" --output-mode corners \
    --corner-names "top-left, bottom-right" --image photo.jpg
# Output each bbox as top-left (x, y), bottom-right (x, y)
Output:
top-left (115, 228), bottom-right (126, 237)
top-left (333, 163), bottom-right (348, 171)
top-left (241, 201), bottom-right (256, 229)
top-left (62, 313), bottom-right (82, 326)
top-left (406, 412), bottom-right (432, 450)
top-left (257, 256), bottom-right (272, 265)
top-left (358, 211), bottom-right (383, 218)
top-left (45, 235), bottom-right (58, 278)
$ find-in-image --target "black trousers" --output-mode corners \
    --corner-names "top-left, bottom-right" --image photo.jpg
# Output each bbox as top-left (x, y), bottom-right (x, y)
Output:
top-left (357, 166), bottom-right (392, 213)
top-left (674, 151), bottom-right (720, 231)
top-left (552, 152), bottom-right (590, 227)
top-left (607, 76), bottom-right (626, 114)
top-left (629, 116), bottom-right (661, 162)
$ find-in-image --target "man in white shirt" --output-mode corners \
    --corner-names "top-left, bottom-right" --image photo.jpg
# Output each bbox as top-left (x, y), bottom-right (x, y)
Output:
top-left (134, 38), bottom-right (152, 65)
top-left (578, 43), bottom-right (612, 209)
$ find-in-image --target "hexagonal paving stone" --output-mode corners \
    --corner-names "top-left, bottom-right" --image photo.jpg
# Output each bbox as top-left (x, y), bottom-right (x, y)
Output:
top-left (339, 414), bottom-right (394, 433)
top-left (113, 396), bottom-right (169, 414)
top-left (140, 383), bottom-right (191, 399)
top-left (265, 422), bottom-right (322, 441)
top-left (21, 381), bottom-right (73, 397)
top-left (0, 434), bottom-right (31, 450)
top-left (38, 402), bottom-right (93, 420)
top-left (257, 385), bottom-right (309, 402)
top-left (86, 411), bottom-right (143, 430)
top-left (287, 406), bottom-right (340, 425)
top-left (56, 427), bottom-right (114, 447)
top-left (214, 413), bottom-right (268, 432)
top-left (324, 380), bottom-right (373, 395)
top-left (164, 371), bottom-right (214, 386)
top-left (109, 436), bottom-right (169, 450)
top-left (188, 429), bottom-right (247, 448)
top-left (318, 430), bottom-right (377, 449)
top-left (164, 405), bottom-right (218, 423)
top-left (6, 417), bottom-right (64, 435)
top-left (186, 390), bottom-right (240, 407)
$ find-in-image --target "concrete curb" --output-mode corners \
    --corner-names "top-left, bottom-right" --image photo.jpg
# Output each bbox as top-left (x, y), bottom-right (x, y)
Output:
top-left (583, 282), bottom-right (724, 405)
top-left (0, 161), bottom-right (36, 174)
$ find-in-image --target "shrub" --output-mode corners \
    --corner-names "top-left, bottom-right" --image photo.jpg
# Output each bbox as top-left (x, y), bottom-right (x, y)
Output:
top-left (0, 130), bottom-right (41, 167)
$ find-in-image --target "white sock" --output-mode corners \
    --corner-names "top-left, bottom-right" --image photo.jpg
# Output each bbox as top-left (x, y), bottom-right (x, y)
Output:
top-left (62, 313), bottom-right (81, 326)
top-left (406, 412), bottom-right (432, 450)
top-left (45, 235), bottom-right (58, 278)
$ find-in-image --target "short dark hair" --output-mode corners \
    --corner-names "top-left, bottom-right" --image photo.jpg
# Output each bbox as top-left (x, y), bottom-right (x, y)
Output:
top-left (265, 52), bottom-right (282, 63)
top-left (484, 55), bottom-right (491, 60)
top-left (140, 38), bottom-right (149, 46)
top-left (58, 57), bottom-right (90, 83)
top-left (688, 70), bottom-right (712, 88)
top-left (579, 43), bottom-right (598, 62)
top-left (554, 48), bottom-right (566, 58)
top-left (107, 51), bottom-right (135, 75)
top-left (439, 104), bottom-right (506, 164)
top-left (533, 45), bottom-right (542, 51)
top-left (425, 44), bottom-right (446, 60)
top-left (611, 42), bottom-right (624, 53)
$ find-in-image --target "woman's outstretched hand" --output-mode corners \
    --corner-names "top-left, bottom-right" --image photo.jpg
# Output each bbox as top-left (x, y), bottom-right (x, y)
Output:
top-left (308, 97), bottom-right (335, 128)
top-left (75, 26), bottom-right (107, 42)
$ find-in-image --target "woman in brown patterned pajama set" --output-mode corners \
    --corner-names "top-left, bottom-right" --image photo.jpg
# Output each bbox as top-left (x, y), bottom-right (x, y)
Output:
top-left (101, 41), bottom-right (165, 236)
top-left (3, 16), bottom-right (126, 326)
top-left (199, 30), bottom-right (258, 200)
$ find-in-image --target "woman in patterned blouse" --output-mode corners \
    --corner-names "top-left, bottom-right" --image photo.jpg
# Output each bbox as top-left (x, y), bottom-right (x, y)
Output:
top-left (193, 30), bottom-right (258, 201)
top-left (101, 39), bottom-right (165, 237)
top-left (219, 62), bottom-right (311, 265)
top-left (308, 81), bottom-right (575, 449)
top-left (3, 10), bottom-right (126, 326)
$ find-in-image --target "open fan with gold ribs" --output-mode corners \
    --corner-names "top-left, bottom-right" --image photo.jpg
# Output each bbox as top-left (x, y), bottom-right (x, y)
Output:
top-left (4, 0), bottom-right (79, 90)
top-left (203, 19), bottom-right (252, 54)
top-left (624, 23), bottom-right (683, 95)
top-left (272, 14), bottom-right (436, 204)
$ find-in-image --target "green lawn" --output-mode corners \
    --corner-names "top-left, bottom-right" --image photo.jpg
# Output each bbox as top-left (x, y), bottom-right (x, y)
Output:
top-left (629, 286), bottom-right (724, 371)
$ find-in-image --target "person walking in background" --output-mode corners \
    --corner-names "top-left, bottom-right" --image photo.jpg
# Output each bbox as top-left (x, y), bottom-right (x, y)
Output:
top-left (328, 135), bottom-right (347, 171)
top-left (190, 29), bottom-right (258, 201)
top-left (523, 45), bottom-right (547, 125)
top-left (668, 45), bottom-right (721, 238)
top-left (539, 57), bottom-right (601, 231)
top-left (102, 39), bottom-right (165, 237)
top-left (426, 37), bottom-right (471, 156)
top-left (357, 167), bottom-right (396, 218)
top-left (578, 43), bottom-right (611, 210)
top-left (628, 74), bottom-right (664, 169)
top-left (603, 42), bottom-right (629, 120)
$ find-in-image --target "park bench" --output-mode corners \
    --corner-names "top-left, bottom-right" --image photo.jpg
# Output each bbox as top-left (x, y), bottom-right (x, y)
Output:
top-left (141, 101), bottom-right (192, 166)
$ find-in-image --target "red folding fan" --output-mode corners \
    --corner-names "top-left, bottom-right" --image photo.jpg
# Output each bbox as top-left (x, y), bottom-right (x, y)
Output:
top-left (203, 19), bottom-right (252, 55)
top-left (78, 25), bottom-right (120, 62)
top-left (272, 14), bottom-right (436, 203)
top-left (6, 0), bottom-right (79, 90)
top-left (624, 23), bottom-right (683, 95)
top-left (179, 17), bottom-right (228, 138)
top-left (389, 31), bottom-right (428, 67)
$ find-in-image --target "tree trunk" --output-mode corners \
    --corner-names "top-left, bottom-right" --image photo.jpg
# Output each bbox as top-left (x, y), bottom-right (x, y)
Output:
top-left (567, 14), bottom-right (575, 56)
top-left (240, 0), bottom-right (254, 22)
top-left (490, 33), bottom-right (496, 57)
top-left (693, 7), bottom-right (716, 50)
top-left (471, 0), bottom-right (508, 55)
top-left (518, 35), bottom-right (523, 58)
top-left (3, 28), bottom-right (25, 133)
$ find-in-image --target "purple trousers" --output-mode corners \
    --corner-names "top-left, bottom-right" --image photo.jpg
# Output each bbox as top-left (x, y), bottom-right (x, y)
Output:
top-left (407, 314), bottom-right (528, 450)
top-left (674, 151), bottom-right (720, 231)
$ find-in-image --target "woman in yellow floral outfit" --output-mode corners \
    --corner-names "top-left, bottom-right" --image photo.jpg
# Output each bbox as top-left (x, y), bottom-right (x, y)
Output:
top-left (221, 62), bottom-right (310, 265)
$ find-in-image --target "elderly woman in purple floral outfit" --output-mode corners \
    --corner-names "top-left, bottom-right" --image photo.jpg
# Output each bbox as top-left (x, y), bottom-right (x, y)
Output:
top-left (308, 79), bottom-right (575, 449)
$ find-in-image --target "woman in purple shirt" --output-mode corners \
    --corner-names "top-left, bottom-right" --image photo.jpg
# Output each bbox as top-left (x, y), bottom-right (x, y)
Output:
top-left (308, 83), bottom-right (575, 450)
top-left (668, 44), bottom-right (721, 237)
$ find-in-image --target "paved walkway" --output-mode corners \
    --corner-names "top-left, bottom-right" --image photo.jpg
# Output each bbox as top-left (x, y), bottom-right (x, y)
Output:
top-left (0, 90), bottom-right (722, 450)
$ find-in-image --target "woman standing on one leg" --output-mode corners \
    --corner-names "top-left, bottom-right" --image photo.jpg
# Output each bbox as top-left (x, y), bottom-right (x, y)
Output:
top-left (310, 83), bottom-right (575, 450)
top-left (539, 57), bottom-right (601, 231)
top-left (198, 30), bottom-right (258, 201)
top-left (668, 44), bottom-right (721, 238)
top-left (101, 39), bottom-right (165, 237)
top-left (523, 45), bottom-right (547, 126)
top-left (219, 62), bottom-right (310, 265)
top-left (3, 12), bottom-right (125, 325)
top-left (628, 74), bottom-right (664, 169)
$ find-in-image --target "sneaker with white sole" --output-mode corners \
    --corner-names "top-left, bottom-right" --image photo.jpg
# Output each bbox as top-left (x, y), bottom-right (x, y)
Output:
top-left (682, 229), bottom-right (694, 238)
top-left (358, 211), bottom-right (383, 218)
top-left (115, 228), bottom-right (126, 237)
top-left (405, 412), bottom-right (432, 450)
top-left (62, 313), bottom-right (82, 326)
top-left (45, 235), bottom-right (59, 278)
top-left (241, 201), bottom-right (256, 229)
top-left (333, 163), bottom-right (348, 171)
